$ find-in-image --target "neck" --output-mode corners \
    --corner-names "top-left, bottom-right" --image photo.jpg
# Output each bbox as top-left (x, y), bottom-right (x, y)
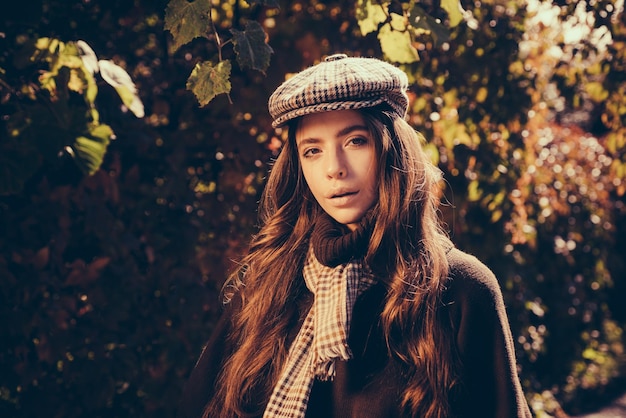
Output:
top-left (310, 213), bottom-right (373, 267)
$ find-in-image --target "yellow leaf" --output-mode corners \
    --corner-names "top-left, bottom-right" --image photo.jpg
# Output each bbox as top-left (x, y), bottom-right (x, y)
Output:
top-left (378, 22), bottom-right (419, 64)
top-left (585, 81), bottom-right (609, 103)
top-left (356, 0), bottom-right (388, 36)
top-left (389, 11), bottom-right (406, 31)
top-left (441, 0), bottom-right (464, 27)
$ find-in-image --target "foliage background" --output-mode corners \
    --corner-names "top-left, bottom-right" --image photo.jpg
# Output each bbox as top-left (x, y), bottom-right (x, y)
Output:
top-left (1, 0), bottom-right (625, 417)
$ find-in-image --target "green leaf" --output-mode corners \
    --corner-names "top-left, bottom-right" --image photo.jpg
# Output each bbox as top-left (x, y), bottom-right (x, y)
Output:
top-left (246, 0), bottom-right (280, 7)
top-left (441, 0), bottom-right (464, 27)
top-left (230, 21), bottom-right (274, 74)
top-left (409, 5), bottom-right (450, 47)
top-left (186, 60), bottom-right (232, 106)
top-left (72, 124), bottom-right (113, 175)
top-left (164, 0), bottom-right (212, 52)
top-left (378, 21), bottom-right (419, 64)
top-left (356, 0), bottom-right (388, 36)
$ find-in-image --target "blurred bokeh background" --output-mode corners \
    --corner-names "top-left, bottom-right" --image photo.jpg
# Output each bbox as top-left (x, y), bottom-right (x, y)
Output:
top-left (1, 1), bottom-right (625, 417)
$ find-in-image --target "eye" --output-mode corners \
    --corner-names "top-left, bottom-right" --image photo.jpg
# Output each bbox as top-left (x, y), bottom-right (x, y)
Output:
top-left (348, 136), bottom-right (369, 146)
top-left (302, 147), bottom-right (321, 158)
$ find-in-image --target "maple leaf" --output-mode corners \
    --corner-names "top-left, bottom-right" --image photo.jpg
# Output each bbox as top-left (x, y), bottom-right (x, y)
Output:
top-left (230, 21), bottom-right (273, 74)
top-left (409, 5), bottom-right (451, 47)
top-left (378, 17), bottom-right (419, 64)
top-left (164, 0), bottom-right (212, 52)
top-left (356, 0), bottom-right (388, 36)
top-left (186, 60), bottom-right (232, 106)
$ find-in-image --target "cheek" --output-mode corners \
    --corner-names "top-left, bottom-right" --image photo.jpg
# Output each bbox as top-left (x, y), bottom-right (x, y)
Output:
top-left (300, 164), bottom-right (313, 187)
top-left (364, 155), bottom-right (379, 189)
top-left (300, 165), bottom-right (323, 199)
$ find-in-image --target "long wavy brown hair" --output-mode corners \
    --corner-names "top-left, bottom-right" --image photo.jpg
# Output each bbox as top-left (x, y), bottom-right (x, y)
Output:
top-left (204, 108), bottom-right (458, 418)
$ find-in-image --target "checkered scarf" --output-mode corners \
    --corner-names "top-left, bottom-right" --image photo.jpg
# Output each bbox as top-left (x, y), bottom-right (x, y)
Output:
top-left (263, 245), bottom-right (376, 418)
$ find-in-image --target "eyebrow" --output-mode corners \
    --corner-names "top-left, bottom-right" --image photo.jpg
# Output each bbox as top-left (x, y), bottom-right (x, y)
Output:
top-left (296, 124), bottom-right (370, 148)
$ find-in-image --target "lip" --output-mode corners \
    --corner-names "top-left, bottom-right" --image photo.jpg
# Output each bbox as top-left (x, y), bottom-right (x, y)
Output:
top-left (325, 189), bottom-right (358, 207)
top-left (327, 188), bottom-right (357, 199)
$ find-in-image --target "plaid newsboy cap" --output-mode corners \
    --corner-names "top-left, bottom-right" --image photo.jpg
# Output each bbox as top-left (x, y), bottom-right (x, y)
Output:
top-left (268, 54), bottom-right (409, 128)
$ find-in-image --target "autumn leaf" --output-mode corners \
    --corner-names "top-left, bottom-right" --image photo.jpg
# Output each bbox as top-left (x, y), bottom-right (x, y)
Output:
top-left (230, 21), bottom-right (273, 74)
top-left (378, 19), bottom-right (419, 64)
top-left (441, 0), bottom-right (464, 27)
top-left (409, 5), bottom-right (450, 47)
top-left (72, 123), bottom-right (114, 175)
top-left (164, 0), bottom-right (212, 52)
top-left (186, 60), bottom-right (232, 106)
top-left (356, 0), bottom-right (388, 36)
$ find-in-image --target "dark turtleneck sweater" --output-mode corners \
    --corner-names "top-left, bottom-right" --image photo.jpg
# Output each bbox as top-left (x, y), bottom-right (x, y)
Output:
top-left (178, 215), bottom-right (532, 418)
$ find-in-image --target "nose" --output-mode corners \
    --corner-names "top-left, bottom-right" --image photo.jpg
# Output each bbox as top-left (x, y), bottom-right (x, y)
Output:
top-left (326, 149), bottom-right (347, 179)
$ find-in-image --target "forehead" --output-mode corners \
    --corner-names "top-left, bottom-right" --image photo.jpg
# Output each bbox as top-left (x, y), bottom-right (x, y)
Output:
top-left (295, 110), bottom-right (368, 141)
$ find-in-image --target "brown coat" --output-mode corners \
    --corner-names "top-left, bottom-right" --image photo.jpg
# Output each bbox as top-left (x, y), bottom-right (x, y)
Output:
top-left (178, 247), bottom-right (533, 418)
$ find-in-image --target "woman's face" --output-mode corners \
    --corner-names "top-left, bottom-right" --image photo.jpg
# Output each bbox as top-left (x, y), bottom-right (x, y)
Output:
top-left (296, 109), bottom-right (378, 231)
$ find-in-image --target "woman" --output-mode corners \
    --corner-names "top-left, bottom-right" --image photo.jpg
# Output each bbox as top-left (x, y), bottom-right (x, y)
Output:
top-left (179, 54), bottom-right (532, 418)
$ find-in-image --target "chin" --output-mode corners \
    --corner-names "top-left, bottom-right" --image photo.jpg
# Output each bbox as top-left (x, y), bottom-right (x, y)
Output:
top-left (330, 214), bottom-right (364, 227)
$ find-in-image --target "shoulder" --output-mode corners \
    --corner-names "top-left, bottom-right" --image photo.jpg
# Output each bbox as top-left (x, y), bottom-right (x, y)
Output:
top-left (446, 247), bottom-right (501, 296)
top-left (443, 247), bottom-right (507, 315)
